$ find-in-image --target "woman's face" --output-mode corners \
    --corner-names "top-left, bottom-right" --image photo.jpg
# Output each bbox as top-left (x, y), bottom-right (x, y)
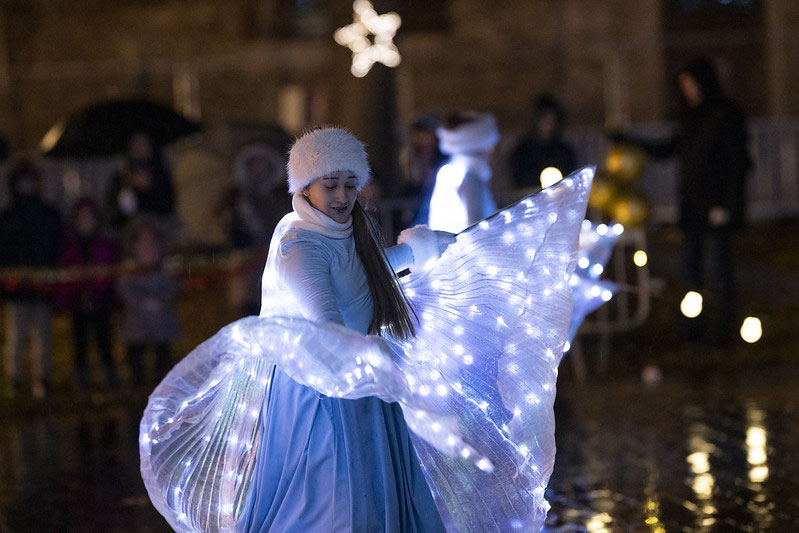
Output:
top-left (304, 170), bottom-right (358, 223)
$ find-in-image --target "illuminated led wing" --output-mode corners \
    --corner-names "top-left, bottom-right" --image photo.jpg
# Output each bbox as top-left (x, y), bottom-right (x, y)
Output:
top-left (395, 167), bottom-right (593, 532)
top-left (140, 316), bottom-right (488, 532)
top-left (567, 221), bottom-right (622, 341)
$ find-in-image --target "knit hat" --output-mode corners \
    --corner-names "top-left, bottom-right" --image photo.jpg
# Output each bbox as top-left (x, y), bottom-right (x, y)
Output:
top-left (286, 127), bottom-right (371, 194)
top-left (437, 112), bottom-right (499, 155)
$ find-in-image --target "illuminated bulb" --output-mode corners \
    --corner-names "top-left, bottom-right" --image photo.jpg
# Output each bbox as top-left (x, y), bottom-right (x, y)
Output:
top-left (590, 264), bottom-right (604, 276)
top-left (578, 257), bottom-right (590, 269)
top-left (476, 458), bottom-right (493, 472)
top-left (740, 317), bottom-right (762, 343)
top-left (633, 250), bottom-right (648, 267)
top-left (539, 166), bottom-right (563, 189)
top-left (680, 291), bottom-right (703, 318)
top-left (749, 465), bottom-right (769, 483)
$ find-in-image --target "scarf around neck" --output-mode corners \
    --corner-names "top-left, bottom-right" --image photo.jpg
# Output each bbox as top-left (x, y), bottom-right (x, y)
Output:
top-left (290, 193), bottom-right (353, 239)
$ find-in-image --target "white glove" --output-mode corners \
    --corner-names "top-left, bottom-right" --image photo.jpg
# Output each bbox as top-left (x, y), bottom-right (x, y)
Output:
top-left (398, 225), bottom-right (454, 272)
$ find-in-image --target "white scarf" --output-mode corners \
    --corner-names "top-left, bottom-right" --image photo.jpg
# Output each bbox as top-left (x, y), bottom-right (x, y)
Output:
top-left (290, 193), bottom-right (353, 240)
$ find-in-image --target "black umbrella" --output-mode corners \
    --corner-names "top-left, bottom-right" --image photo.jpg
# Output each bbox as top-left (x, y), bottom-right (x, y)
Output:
top-left (40, 98), bottom-right (201, 157)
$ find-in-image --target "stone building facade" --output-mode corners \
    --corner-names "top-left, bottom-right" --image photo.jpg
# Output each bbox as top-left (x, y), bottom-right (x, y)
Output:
top-left (0, 0), bottom-right (797, 164)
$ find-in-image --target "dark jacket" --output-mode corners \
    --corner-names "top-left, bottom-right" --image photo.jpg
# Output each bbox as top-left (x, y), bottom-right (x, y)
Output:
top-left (0, 195), bottom-right (64, 300)
top-left (509, 136), bottom-right (576, 190)
top-left (629, 100), bottom-right (750, 231)
top-left (618, 60), bottom-right (751, 231)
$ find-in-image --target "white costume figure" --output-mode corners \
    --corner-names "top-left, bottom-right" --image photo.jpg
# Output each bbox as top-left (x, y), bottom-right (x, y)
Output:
top-left (139, 126), bottom-right (595, 532)
top-left (428, 112), bottom-right (499, 233)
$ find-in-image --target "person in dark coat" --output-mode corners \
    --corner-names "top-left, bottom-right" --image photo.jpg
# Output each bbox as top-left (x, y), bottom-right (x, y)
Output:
top-left (509, 94), bottom-right (577, 190)
top-left (0, 158), bottom-right (64, 398)
top-left (106, 132), bottom-right (176, 230)
top-left (612, 57), bottom-right (751, 343)
top-left (57, 197), bottom-right (121, 391)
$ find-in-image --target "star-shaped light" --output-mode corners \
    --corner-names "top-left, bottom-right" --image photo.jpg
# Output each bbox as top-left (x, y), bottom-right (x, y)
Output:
top-left (334, 0), bottom-right (401, 77)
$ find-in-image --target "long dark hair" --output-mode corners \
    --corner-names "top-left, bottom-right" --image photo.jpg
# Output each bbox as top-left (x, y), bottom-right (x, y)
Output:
top-left (351, 201), bottom-right (417, 340)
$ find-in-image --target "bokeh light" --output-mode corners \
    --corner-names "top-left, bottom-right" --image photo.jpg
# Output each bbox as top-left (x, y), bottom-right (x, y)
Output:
top-left (740, 317), bottom-right (762, 343)
top-left (680, 291), bottom-right (703, 318)
top-left (539, 166), bottom-right (563, 189)
top-left (633, 249), bottom-right (648, 267)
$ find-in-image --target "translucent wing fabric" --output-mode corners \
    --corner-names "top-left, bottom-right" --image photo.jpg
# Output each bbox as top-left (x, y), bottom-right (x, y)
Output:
top-left (567, 221), bottom-right (623, 342)
top-left (139, 167), bottom-right (594, 532)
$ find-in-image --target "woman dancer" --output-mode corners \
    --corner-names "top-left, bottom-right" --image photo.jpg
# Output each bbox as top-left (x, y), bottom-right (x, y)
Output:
top-left (237, 127), bottom-right (449, 531)
top-left (140, 127), bottom-right (594, 532)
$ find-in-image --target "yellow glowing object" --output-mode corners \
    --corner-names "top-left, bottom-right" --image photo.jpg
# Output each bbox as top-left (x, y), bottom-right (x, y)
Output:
top-left (633, 250), bottom-right (648, 267)
top-left (749, 465), bottom-right (769, 483)
top-left (680, 291), bottom-right (703, 318)
top-left (740, 317), bottom-right (762, 343)
top-left (610, 191), bottom-right (650, 227)
top-left (587, 178), bottom-right (615, 210)
top-left (39, 122), bottom-right (65, 153)
top-left (539, 166), bottom-right (563, 189)
top-left (335, 0), bottom-right (402, 77)
top-left (605, 144), bottom-right (646, 182)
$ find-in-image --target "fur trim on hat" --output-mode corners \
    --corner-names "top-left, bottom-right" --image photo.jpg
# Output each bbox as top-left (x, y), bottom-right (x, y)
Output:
top-left (287, 127), bottom-right (371, 194)
top-left (397, 224), bottom-right (441, 272)
top-left (437, 112), bottom-right (499, 155)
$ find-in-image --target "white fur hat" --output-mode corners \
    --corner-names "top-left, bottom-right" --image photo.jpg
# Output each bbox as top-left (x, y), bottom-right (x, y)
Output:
top-left (286, 127), bottom-right (371, 193)
top-left (437, 112), bottom-right (499, 155)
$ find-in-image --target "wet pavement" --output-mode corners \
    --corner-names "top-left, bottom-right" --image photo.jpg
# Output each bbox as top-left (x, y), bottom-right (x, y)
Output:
top-left (545, 370), bottom-right (799, 532)
top-left (1, 366), bottom-right (797, 532)
top-left (2, 222), bottom-right (797, 532)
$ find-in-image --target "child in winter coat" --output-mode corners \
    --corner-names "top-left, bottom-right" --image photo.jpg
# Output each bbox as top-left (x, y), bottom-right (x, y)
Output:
top-left (117, 218), bottom-right (181, 388)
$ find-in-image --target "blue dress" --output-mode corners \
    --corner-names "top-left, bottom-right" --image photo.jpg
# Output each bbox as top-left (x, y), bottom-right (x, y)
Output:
top-left (236, 206), bottom-right (445, 532)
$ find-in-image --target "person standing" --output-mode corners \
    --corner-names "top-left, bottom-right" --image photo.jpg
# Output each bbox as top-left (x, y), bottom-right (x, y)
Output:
top-left (427, 112), bottom-right (500, 233)
top-left (236, 127), bottom-right (448, 532)
top-left (0, 158), bottom-right (64, 398)
top-left (106, 132), bottom-right (176, 231)
top-left (612, 57), bottom-right (751, 344)
top-left (116, 218), bottom-right (181, 388)
top-left (509, 94), bottom-right (577, 190)
top-left (57, 197), bottom-right (120, 391)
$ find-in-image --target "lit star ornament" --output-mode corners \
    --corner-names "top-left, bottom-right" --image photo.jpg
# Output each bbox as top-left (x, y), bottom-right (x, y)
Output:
top-left (334, 0), bottom-right (402, 77)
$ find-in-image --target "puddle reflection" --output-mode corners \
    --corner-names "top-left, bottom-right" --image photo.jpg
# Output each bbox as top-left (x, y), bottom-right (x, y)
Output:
top-left (545, 379), bottom-right (799, 532)
top-left (1, 377), bottom-right (798, 532)
top-left (0, 399), bottom-right (169, 532)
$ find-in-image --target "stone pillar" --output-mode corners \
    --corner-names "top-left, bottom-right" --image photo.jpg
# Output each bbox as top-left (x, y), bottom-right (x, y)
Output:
top-left (764, 0), bottom-right (799, 117)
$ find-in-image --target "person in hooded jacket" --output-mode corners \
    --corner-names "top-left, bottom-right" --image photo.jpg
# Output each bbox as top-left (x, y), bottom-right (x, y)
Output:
top-left (0, 158), bottom-right (64, 398)
top-left (57, 197), bottom-right (121, 391)
top-left (612, 57), bottom-right (751, 344)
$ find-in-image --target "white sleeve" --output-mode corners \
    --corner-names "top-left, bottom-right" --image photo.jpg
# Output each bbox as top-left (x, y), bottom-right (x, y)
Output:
top-left (277, 239), bottom-right (345, 326)
top-left (382, 243), bottom-right (414, 272)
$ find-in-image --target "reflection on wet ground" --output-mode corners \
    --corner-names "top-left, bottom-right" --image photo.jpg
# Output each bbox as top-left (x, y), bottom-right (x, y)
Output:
top-left (545, 371), bottom-right (799, 532)
top-left (1, 370), bottom-right (798, 532)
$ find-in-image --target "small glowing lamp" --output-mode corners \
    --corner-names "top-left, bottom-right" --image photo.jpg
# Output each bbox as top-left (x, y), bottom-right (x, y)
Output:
top-left (740, 317), bottom-right (762, 343)
top-left (539, 167), bottom-right (563, 189)
top-left (633, 250), bottom-right (648, 267)
top-left (680, 291), bottom-right (703, 318)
